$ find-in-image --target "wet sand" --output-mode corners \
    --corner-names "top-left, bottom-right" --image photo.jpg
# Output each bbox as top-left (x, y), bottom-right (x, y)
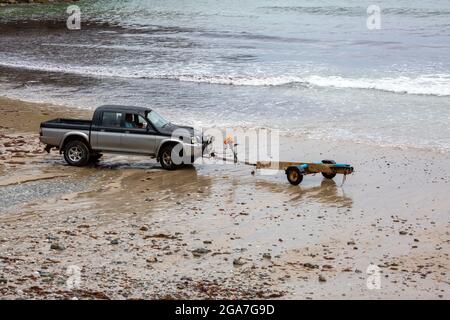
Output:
top-left (0, 96), bottom-right (449, 299)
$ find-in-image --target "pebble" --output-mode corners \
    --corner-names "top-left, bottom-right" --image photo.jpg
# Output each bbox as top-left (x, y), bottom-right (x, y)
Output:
top-left (181, 276), bottom-right (193, 282)
top-left (50, 242), bottom-right (65, 251)
top-left (192, 248), bottom-right (211, 257)
top-left (262, 253), bottom-right (272, 260)
top-left (233, 257), bottom-right (246, 266)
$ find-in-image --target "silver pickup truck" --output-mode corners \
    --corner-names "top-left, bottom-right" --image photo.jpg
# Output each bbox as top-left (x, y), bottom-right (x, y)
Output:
top-left (39, 105), bottom-right (211, 170)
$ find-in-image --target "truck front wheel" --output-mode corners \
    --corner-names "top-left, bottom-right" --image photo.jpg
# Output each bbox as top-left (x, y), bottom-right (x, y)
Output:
top-left (159, 144), bottom-right (181, 170)
top-left (64, 140), bottom-right (91, 167)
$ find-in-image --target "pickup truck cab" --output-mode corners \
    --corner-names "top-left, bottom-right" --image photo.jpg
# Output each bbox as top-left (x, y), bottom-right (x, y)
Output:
top-left (39, 105), bottom-right (210, 170)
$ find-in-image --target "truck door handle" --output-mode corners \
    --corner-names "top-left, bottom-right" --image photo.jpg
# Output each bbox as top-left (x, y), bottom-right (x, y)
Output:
top-left (125, 131), bottom-right (130, 134)
top-left (100, 129), bottom-right (105, 132)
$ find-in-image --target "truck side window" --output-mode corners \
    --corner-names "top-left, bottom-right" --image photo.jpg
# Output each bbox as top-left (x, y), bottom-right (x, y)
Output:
top-left (136, 115), bottom-right (148, 129)
top-left (102, 112), bottom-right (122, 127)
top-left (122, 113), bottom-right (148, 129)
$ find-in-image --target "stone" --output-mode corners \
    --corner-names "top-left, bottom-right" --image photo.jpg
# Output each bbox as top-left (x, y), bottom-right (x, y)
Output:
top-left (233, 257), bottom-right (246, 266)
top-left (50, 242), bottom-right (65, 251)
top-left (262, 253), bottom-right (271, 260)
top-left (181, 276), bottom-right (192, 281)
top-left (192, 248), bottom-right (211, 257)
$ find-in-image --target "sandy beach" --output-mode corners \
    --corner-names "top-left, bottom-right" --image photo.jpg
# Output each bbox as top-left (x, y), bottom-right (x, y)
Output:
top-left (0, 96), bottom-right (448, 299)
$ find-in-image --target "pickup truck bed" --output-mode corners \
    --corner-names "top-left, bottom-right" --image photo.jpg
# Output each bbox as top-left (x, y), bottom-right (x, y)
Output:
top-left (42, 118), bottom-right (92, 130)
top-left (40, 118), bottom-right (92, 151)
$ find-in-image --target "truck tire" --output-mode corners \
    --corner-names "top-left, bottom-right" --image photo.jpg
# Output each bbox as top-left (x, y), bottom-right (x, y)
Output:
top-left (321, 160), bottom-right (337, 179)
top-left (159, 144), bottom-right (179, 170)
top-left (64, 140), bottom-right (91, 167)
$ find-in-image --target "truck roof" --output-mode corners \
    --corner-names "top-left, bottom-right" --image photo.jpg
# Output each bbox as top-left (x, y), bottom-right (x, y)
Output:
top-left (96, 105), bottom-right (152, 113)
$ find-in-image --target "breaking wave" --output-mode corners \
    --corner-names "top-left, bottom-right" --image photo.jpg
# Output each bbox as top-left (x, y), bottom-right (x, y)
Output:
top-left (168, 74), bottom-right (450, 96)
top-left (1, 60), bottom-right (449, 96)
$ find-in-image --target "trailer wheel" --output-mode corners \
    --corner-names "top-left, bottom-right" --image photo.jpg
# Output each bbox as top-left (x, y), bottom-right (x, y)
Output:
top-left (321, 160), bottom-right (337, 179)
top-left (64, 140), bottom-right (90, 167)
top-left (286, 167), bottom-right (303, 185)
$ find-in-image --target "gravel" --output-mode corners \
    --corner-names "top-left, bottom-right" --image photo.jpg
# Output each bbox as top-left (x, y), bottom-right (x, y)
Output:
top-left (0, 177), bottom-right (88, 210)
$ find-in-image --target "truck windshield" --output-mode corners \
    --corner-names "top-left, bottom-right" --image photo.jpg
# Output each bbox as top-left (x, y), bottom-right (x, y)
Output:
top-left (147, 111), bottom-right (169, 130)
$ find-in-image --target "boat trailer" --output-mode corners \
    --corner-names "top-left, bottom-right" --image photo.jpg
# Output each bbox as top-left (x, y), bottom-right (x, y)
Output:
top-left (215, 136), bottom-right (354, 185)
top-left (256, 160), bottom-right (354, 185)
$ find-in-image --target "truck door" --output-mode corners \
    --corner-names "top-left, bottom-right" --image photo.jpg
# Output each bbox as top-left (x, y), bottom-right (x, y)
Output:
top-left (91, 111), bottom-right (124, 152)
top-left (120, 113), bottom-right (156, 155)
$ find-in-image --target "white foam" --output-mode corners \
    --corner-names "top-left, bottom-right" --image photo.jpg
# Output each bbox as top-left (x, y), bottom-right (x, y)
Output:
top-left (1, 59), bottom-right (449, 96)
top-left (305, 75), bottom-right (450, 96)
top-left (172, 74), bottom-right (450, 96)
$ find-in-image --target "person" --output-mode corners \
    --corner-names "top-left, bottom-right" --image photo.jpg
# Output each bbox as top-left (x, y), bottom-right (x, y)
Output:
top-left (123, 113), bottom-right (136, 128)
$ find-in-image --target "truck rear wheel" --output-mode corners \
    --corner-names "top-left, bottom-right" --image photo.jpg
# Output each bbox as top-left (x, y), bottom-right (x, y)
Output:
top-left (64, 140), bottom-right (91, 167)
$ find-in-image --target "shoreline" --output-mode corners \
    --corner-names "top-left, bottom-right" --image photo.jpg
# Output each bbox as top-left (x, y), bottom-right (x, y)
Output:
top-left (1, 94), bottom-right (448, 156)
top-left (0, 96), bottom-right (449, 299)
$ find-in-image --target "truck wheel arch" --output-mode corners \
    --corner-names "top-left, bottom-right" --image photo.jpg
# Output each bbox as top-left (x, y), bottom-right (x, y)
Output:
top-left (60, 133), bottom-right (90, 153)
top-left (156, 140), bottom-right (181, 160)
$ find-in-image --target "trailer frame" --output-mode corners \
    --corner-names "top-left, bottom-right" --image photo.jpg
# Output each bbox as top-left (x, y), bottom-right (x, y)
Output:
top-left (256, 159), bottom-right (354, 185)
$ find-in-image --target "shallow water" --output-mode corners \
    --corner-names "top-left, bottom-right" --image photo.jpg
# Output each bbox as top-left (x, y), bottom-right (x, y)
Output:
top-left (0, 0), bottom-right (449, 151)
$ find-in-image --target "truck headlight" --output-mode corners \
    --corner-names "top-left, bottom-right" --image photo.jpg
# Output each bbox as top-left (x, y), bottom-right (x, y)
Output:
top-left (191, 136), bottom-right (198, 144)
